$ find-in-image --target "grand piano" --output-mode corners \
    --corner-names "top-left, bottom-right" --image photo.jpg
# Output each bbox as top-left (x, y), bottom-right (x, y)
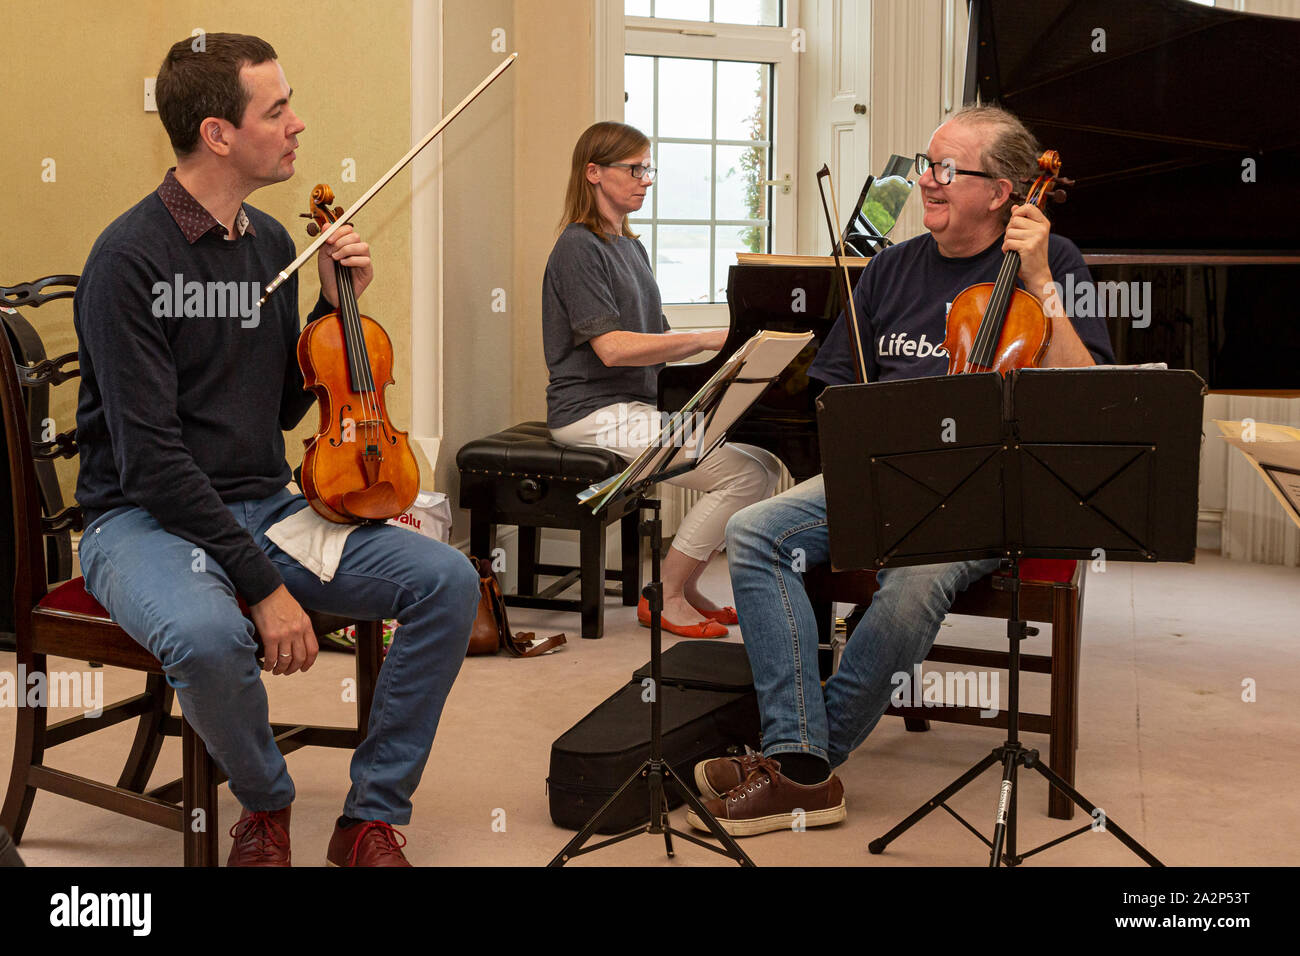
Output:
top-left (660, 0), bottom-right (1300, 479)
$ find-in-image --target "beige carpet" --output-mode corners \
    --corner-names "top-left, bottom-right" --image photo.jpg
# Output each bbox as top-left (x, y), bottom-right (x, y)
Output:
top-left (2, 550), bottom-right (1297, 866)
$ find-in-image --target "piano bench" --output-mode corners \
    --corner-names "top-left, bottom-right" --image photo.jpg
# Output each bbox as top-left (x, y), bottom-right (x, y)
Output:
top-left (806, 559), bottom-right (1086, 821)
top-left (455, 422), bottom-right (648, 640)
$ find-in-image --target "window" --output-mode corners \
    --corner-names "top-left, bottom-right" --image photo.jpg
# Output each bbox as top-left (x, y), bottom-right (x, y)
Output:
top-left (599, 0), bottom-right (800, 325)
top-left (625, 55), bottom-right (772, 305)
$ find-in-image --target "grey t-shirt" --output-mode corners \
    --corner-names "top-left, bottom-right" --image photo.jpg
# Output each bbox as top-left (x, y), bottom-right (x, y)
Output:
top-left (543, 223), bottom-right (669, 428)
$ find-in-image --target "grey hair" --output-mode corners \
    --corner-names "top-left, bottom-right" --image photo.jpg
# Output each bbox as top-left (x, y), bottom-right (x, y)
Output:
top-left (949, 104), bottom-right (1041, 217)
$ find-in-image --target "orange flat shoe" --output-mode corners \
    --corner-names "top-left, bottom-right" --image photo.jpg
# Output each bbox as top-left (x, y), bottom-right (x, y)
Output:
top-left (637, 597), bottom-right (729, 638)
top-left (699, 606), bottom-right (738, 626)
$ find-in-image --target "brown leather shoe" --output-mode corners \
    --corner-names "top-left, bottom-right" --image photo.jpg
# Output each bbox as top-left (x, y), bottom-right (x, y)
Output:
top-left (326, 820), bottom-right (413, 867)
top-left (686, 755), bottom-right (845, 837)
top-left (227, 806), bottom-right (292, 866)
top-left (694, 751), bottom-right (768, 800)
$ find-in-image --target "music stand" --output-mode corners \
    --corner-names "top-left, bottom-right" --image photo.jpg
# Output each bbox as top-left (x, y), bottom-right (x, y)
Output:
top-left (549, 330), bottom-right (812, 867)
top-left (817, 368), bottom-right (1205, 866)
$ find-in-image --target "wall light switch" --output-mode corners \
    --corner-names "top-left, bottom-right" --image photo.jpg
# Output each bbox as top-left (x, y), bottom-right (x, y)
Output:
top-left (144, 77), bottom-right (157, 112)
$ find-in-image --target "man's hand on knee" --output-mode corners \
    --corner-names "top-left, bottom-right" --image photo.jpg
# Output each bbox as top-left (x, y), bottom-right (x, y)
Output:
top-left (250, 585), bottom-right (318, 676)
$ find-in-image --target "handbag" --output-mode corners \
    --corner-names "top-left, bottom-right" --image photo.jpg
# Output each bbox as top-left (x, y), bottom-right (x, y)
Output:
top-left (467, 555), bottom-right (566, 657)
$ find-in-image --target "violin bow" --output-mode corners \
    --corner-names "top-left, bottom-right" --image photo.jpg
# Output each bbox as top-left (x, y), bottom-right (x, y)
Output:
top-left (815, 164), bottom-right (869, 384)
top-left (259, 52), bottom-right (518, 307)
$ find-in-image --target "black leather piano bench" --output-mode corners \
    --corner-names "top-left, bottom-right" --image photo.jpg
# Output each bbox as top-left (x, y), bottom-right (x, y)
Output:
top-left (456, 422), bottom-right (648, 641)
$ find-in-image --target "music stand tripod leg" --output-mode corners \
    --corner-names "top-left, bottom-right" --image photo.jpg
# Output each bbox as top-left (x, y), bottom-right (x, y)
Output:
top-left (547, 500), bottom-right (755, 867)
top-left (547, 758), bottom-right (654, 866)
top-left (1029, 760), bottom-right (1164, 866)
top-left (868, 748), bottom-right (1002, 854)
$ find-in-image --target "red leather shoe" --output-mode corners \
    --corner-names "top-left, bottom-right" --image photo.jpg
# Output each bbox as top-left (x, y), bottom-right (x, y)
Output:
top-left (699, 606), bottom-right (739, 625)
top-left (326, 819), bottom-right (412, 867)
top-left (227, 806), bottom-right (292, 867)
top-left (637, 596), bottom-right (728, 638)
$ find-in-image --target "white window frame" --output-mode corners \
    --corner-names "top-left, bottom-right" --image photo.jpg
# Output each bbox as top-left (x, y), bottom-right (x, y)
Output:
top-left (595, 0), bottom-right (800, 329)
top-left (410, 0), bottom-right (444, 470)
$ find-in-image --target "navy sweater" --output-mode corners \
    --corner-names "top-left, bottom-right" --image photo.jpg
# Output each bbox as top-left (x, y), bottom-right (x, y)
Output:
top-left (809, 233), bottom-right (1114, 386)
top-left (74, 190), bottom-right (329, 604)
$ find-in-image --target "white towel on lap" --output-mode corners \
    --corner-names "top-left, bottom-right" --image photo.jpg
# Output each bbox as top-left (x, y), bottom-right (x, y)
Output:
top-left (266, 504), bottom-right (359, 583)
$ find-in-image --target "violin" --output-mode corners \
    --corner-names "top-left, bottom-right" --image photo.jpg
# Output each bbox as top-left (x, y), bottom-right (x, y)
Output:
top-left (941, 150), bottom-right (1068, 375)
top-left (297, 183), bottom-right (420, 523)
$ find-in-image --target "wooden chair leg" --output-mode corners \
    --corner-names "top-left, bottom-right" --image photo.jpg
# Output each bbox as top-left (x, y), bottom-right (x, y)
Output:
top-left (620, 507), bottom-right (641, 607)
top-left (117, 674), bottom-right (172, 792)
top-left (469, 511), bottom-right (494, 562)
top-left (181, 718), bottom-right (218, 867)
top-left (1, 651), bottom-right (48, 844)
top-left (1048, 585), bottom-right (1081, 821)
top-left (517, 526), bottom-right (540, 597)
top-left (1, 705), bottom-right (41, 846)
top-left (354, 621), bottom-right (382, 743)
top-left (578, 517), bottom-right (606, 640)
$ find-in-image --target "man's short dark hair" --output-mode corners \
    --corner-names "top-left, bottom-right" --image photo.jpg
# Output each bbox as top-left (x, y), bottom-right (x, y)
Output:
top-left (155, 33), bottom-right (278, 156)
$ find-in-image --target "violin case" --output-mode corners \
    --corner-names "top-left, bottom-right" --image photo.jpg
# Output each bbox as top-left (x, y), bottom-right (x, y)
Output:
top-left (547, 640), bottom-right (761, 833)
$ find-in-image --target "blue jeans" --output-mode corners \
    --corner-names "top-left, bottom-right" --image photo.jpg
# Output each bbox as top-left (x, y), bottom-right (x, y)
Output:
top-left (726, 475), bottom-right (1000, 768)
top-left (77, 488), bottom-right (480, 824)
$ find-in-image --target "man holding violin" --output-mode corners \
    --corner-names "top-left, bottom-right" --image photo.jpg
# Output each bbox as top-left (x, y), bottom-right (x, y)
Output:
top-left (688, 105), bottom-right (1114, 838)
top-left (74, 33), bottom-right (479, 866)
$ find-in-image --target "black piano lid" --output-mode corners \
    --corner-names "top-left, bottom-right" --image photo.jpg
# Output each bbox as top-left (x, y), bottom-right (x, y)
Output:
top-left (966, 0), bottom-right (1300, 255)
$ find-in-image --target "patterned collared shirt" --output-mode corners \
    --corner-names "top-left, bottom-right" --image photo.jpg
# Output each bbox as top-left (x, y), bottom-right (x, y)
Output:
top-left (156, 168), bottom-right (257, 243)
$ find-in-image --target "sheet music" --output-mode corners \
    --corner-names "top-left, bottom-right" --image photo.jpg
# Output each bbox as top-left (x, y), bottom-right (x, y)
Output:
top-left (581, 330), bottom-right (814, 512)
top-left (1215, 419), bottom-right (1300, 531)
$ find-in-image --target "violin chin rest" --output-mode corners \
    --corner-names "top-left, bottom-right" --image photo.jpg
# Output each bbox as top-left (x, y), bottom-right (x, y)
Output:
top-left (341, 481), bottom-right (405, 522)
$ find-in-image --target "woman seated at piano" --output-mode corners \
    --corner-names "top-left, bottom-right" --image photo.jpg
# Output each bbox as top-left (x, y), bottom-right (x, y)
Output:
top-left (543, 121), bottom-right (782, 638)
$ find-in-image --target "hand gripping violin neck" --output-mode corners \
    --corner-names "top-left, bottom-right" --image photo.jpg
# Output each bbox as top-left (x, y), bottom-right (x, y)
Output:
top-left (941, 150), bottom-right (1069, 376)
top-left (297, 184), bottom-right (420, 524)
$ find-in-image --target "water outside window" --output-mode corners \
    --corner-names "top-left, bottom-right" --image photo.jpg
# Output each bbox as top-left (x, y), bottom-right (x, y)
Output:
top-left (625, 54), bottom-right (773, 304)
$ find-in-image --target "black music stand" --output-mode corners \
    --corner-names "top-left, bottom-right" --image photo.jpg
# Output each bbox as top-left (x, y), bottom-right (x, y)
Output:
top-left (549, 332), bottom-right (812, 867)
top-left (817, 368), bottom-right (1205, 866)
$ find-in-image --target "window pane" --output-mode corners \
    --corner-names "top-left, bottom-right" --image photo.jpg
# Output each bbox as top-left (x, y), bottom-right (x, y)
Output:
top-left (625, 55), bottom-right (654, 134)
top-left (715, 145), bottom-right (766, 221)
top-left (653, 0), bottom-right (710, 21)
top-left (656, 143), bottom-right (712, 219)
top-left (712, 0), bottom-right (782, 26)
top-left (624, 0), bottom-right (652, 14)
top-left (715, 225), bottom-right (765, 296)
top-left (656, 58), bottom-right (713, 139)
top-left (656, 225), bottom-right (711, 304)
top-left (716, 61), bottom-right (768, 141)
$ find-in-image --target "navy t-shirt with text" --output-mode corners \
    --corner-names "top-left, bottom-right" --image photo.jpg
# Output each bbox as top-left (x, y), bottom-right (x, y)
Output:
top-left (808, 232), bottom-right (1114, 387)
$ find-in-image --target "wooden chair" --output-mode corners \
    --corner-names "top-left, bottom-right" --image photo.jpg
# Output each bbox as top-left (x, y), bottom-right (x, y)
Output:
top-left (807, 558), bottom-right (1086, 820)
top-left (0, 276), bottom-right (384, 865)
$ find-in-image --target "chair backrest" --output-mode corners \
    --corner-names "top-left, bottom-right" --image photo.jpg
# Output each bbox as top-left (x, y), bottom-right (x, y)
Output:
top-left (0, 276), bottom-right (81, 630)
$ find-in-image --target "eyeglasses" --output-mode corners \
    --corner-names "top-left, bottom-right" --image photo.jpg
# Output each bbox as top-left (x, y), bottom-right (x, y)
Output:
top-left (913, 153), bottom-right (996, 186)
top-left (603, 162), bottom-right (657, 181)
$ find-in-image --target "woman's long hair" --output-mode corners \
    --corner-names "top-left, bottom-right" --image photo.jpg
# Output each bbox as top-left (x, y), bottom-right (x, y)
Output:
top-left (561, 121), bottom-right (651, 242)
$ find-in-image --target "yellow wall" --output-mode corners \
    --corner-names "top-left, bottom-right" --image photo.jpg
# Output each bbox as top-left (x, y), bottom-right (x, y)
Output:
top-left (441, 1), bottom-right (516, 516)
top-left (512, 0), bottom-right (595, 426)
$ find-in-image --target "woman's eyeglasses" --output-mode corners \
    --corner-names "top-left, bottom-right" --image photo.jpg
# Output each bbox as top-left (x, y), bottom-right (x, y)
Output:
top-left (604, 162), bottom-right (657, 181)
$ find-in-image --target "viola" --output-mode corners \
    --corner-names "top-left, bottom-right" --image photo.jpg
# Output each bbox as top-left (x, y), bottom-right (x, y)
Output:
top-left (297, 184), bottom-right (420, 523)
top-left (941, 150), bottom-right (1068, 375)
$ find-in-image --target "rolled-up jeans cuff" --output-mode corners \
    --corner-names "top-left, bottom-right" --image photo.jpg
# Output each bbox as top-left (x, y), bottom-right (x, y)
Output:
top-left (763, 742), bottom-right (830, 764)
